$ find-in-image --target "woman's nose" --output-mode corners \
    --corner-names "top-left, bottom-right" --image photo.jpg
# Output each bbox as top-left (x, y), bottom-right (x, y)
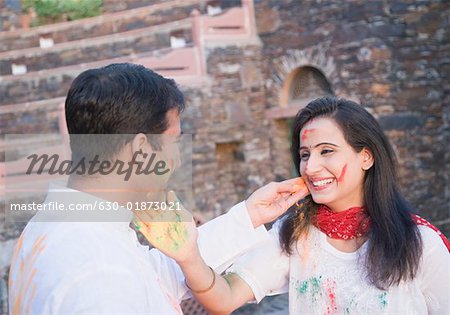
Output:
top-left (304, 155), bottom-right (322, 175)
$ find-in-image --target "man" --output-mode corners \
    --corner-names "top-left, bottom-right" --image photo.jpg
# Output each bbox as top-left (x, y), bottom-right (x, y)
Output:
top-left (8, 63), bottom-right (308, 314)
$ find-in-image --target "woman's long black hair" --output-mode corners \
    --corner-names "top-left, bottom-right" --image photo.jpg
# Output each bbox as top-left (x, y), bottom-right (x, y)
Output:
top-left (280, 97), bottom-right (423, 290)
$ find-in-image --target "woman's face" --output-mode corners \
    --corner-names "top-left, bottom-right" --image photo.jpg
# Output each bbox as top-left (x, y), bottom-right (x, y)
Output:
top-left (298, 117), bottom-right (373, 212)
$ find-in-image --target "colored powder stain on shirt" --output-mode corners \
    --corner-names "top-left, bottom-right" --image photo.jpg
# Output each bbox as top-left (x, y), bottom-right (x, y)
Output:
top-left (326, 278), bottom-right (338, 314)
top-left (297, 280), bottom-right (309, 295)
top-left (11, 234), bottom-right (47, 314)
top-left (296, 276), bottom-right (323, 302)
top-left (345, 298), bottom-right (358, 314)
top-left (378, 292), bottom-right (388, 308)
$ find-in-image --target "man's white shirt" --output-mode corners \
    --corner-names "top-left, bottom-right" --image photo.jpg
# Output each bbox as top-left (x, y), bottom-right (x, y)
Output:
top-left (9, 185), bottom-right (270, 314)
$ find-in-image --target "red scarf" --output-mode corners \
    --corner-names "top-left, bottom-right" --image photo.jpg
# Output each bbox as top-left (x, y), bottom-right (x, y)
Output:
top-left (314, 205), bottom-right (450, 251)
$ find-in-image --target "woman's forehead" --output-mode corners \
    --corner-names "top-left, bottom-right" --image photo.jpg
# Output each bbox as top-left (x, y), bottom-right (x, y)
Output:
top-left (299, 117), bottom-right (345, 145)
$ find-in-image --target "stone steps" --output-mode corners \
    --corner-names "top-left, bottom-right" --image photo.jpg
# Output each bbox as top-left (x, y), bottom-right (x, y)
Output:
top-left (0, 19), bottom-right (192, 75)
top-left (0, 45), bottom-right (204, 105)
top-left (0, 97), bottom-right (66, 134)
top-left (0, 0), bottom-right (202, 52)
top-left (0, 0), bottom-right (257, 106)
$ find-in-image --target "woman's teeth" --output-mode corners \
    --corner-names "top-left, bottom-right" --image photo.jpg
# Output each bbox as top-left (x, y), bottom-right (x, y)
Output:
top-left (312, 179), bottom-right (334, 187)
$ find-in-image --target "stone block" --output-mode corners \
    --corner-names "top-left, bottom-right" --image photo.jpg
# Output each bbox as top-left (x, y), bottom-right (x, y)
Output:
top-left (378, 113), bottom-right (425, 130)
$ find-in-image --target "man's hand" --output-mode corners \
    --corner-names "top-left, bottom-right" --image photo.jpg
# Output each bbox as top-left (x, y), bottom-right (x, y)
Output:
top-left (245, 177), bottom-right (309, 228)
top-left (133, 191), bottom-right (199, 264)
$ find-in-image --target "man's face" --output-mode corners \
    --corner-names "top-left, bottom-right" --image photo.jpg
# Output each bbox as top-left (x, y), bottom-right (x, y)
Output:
top-left (160, 108), bottom-right (182, 172)
top-left (137, 109), bottom-right (182, 201)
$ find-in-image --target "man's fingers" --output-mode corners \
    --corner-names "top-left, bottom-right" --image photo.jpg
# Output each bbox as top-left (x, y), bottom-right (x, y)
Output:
top-left (279, 177), bottom-right (305, 186)
top-left (134, 207), bottom-right (156, 224)
top-left (284, 188), bottom-right (310, 208)
top-left (275, 182), bottom-right (301, 193)
top-left (275, 178), bottom-right (308, 194)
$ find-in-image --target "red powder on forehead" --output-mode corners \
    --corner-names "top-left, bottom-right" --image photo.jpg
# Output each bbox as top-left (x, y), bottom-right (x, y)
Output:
top-left (337, 164), bottom-right (347, 182)
top-left (301, 128), bottom-right (316, 142)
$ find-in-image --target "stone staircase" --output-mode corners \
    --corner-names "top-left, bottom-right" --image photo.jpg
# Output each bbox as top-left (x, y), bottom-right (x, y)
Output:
top-left (0, 0), bottom-right (259, 198)
top-left (0, 0), bottom-right (201, 52)
top-left (0, 19), bottom-right (193, 75)
top-left (0, 0), bottom-right (258, 105)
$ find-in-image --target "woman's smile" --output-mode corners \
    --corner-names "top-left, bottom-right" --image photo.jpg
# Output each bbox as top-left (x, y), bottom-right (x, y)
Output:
top-left (307, 176), bottom-right (335, 192)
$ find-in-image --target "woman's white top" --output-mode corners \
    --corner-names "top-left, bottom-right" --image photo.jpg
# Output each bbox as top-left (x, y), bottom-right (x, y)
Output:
top-left (229, 222), bottom-right (450, 315)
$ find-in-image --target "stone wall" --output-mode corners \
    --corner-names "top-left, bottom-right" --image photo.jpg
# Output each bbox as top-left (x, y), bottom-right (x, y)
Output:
top-left (0, 0), bottom-right (449, 313)
top-left (255, 0), bottom-right (449, 234)
top-left (176, 43), bottom-right (271, 221)
top-left (182, 0), bottom-right (450, 234)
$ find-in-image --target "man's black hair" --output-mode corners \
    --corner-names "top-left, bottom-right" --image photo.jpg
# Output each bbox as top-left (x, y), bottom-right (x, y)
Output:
top-left (65, 63), bottom-right (185, 159)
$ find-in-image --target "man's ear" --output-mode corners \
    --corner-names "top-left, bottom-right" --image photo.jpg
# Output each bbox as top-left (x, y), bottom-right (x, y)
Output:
top-left (131, 133), bottom-right (149, 159)
top-left (361, 148), bottom-right (374, 171)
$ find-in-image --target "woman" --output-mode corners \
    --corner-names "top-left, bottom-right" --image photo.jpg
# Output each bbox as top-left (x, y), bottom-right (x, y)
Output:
top-left (143, 97), bottom-right (450, 314)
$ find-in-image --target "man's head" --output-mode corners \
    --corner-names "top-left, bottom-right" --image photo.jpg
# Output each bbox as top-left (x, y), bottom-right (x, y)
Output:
top-left (65, 63), bottom-right (185, 158)
top-left (64, 63), bottom-right (184, 201)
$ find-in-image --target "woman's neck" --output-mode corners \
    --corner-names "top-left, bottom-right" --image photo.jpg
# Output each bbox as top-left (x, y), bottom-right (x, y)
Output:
top-left (324, 201), bottom-right (364, 213)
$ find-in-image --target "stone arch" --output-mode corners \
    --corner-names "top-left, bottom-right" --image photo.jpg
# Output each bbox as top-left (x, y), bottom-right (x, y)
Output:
top-left (281, 66), bottom-right (334, 108)
top-left (271, 45), bottom-right (337, 88)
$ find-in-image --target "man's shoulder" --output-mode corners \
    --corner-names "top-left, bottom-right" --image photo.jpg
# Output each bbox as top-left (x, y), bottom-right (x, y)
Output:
top-left (24, 219), bottom-right (111, 241)
top-left (19, 220), bottom-right (123, 266)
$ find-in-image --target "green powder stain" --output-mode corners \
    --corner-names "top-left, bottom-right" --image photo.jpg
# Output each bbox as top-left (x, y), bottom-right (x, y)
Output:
top-left (172, 223), bottom-right (180, 236)
top-left (345, 297), bottom-right (357, 314)
top-left (295, 276), bottom-right (323, 302)
top-left (310, 277), bottom-right (321, 291)
top-left (297, 281), bottom-right (308, 294)
top-left (378, 292), bottom-right (388, 308)
top-left (310, 276), bottom-right (322, 302)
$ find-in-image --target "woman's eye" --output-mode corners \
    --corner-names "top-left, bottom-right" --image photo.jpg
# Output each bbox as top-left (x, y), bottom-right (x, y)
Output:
top-left (300, 152), bottom-right (310, 161)
top-left (321, 149), bottom-right (333, 155)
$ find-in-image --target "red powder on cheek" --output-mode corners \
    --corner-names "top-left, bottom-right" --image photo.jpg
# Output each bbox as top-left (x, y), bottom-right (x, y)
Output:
top-left (301, 128), bottom-right (316, 142)
top-left (337, 164), bottom-right (347, 182)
